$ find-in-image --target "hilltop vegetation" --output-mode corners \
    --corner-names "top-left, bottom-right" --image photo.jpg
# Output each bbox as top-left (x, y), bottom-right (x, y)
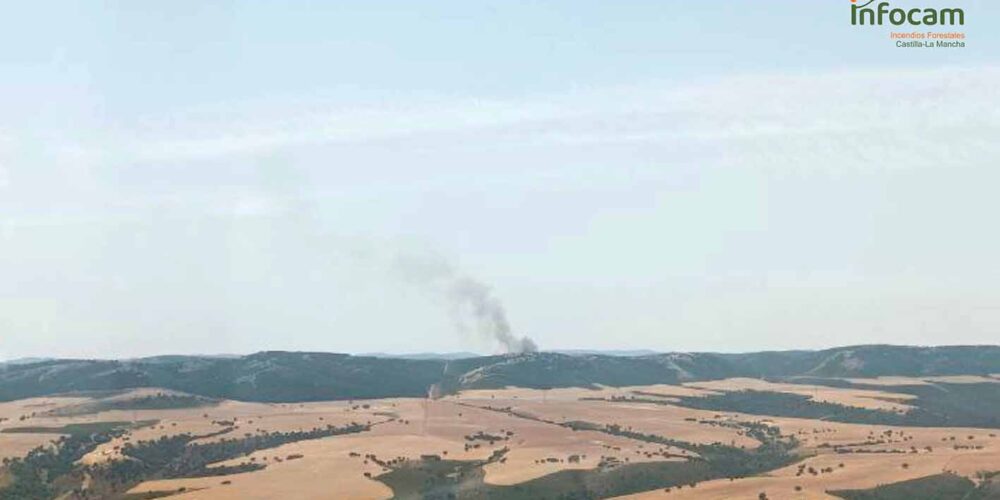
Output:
top-left (0, 352), bottom-right (445, 402)
top-left (1, 345), bottom-right (998, 403)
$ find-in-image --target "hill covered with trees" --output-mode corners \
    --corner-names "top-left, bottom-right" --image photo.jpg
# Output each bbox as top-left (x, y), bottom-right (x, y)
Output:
top-left (2, 345), bottom-right (998, 403)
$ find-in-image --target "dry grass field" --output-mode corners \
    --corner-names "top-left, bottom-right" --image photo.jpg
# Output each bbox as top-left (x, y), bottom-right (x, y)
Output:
top-left (1, 382), bottom-right (997, 499)
top-left (453, 386), bottom-right (999, 499)
top-left (455, 397), bottom-right (759, 449)
top-left (126, 397), bottom-right (686, 497)
top-left (0, 396), bottom-right (91, 459)
top-left (617, 445), bottom-right (1000, 500)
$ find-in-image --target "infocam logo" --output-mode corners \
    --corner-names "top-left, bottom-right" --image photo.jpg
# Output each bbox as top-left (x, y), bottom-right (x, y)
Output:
top-left (851, 0), bottom-right (965, 26)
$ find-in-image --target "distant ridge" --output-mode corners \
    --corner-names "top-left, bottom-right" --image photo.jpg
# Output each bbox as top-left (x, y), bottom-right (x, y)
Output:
top-left (357, 352), bottom-right (482, 360)
top-left (551, 349), bottom-right (661, 357)
top-left (356, 350), bottom-right (661, 359)
top-left (1, 345), bottom-right (998, 403)
top-left (0, 357), bottom-right (53, 366)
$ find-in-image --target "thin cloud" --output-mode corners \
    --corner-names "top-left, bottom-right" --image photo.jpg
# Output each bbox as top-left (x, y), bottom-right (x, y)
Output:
top-left (72, 66), bottom-right (999, 171)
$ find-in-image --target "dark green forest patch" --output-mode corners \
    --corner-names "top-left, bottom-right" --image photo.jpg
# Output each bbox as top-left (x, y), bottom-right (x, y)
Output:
top-left (1, 420), bottom-right (158, 437)
top-left (669, 385), bottom-right (1000, 429)
top-left (47, 393), bottom-right (218, 417)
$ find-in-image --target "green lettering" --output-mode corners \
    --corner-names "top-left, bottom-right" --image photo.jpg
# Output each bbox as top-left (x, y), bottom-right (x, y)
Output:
top-left (938, 8), bottom-right (964, 25)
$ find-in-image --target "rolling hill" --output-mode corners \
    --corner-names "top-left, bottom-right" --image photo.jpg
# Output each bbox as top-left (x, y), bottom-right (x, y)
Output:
top-left (2, 345), bottom-right (998, 403)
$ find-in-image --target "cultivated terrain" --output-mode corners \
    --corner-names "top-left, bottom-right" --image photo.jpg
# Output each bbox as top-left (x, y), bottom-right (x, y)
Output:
top-left (1, 345), bottom-right (999, 499)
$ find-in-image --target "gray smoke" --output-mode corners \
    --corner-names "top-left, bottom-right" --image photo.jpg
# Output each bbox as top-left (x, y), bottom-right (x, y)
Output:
top-left (392, 252), bottom-right (537, 354)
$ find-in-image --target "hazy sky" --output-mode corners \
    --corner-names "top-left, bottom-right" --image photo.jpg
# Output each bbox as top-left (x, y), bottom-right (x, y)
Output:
top-left (2, 1), bottom-right (999, 359)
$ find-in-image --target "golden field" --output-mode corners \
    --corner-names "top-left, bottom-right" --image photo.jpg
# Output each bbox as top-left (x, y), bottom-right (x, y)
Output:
top-left (1, 376), bottom-right (997, 499)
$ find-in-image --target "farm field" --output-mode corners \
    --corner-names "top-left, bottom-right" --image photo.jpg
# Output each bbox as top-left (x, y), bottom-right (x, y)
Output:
top-left (1, 377), bottom-right (998, 499)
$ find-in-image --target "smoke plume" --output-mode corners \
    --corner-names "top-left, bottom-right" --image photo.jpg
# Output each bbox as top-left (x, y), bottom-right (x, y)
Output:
top-left (392, 252), bottom-right (537, 354)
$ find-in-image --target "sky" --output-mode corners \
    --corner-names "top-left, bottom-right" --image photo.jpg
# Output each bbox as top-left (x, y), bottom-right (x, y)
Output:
top-left (1, 1), bottom-right (999, 359)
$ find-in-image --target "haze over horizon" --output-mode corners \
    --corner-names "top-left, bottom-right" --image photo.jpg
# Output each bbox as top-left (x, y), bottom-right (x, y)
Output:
top-left (2, 1), bottom-right (1000, 360)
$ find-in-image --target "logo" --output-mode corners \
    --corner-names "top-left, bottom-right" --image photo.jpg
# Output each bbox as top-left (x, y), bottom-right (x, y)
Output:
top-left (851, 0), bottom-right (965, 26)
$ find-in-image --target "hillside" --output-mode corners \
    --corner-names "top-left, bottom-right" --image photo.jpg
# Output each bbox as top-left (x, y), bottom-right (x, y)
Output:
top-left (0, 352), bottom-right (446, 402)
top-left (2, 345), bottom-right (998, 403)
